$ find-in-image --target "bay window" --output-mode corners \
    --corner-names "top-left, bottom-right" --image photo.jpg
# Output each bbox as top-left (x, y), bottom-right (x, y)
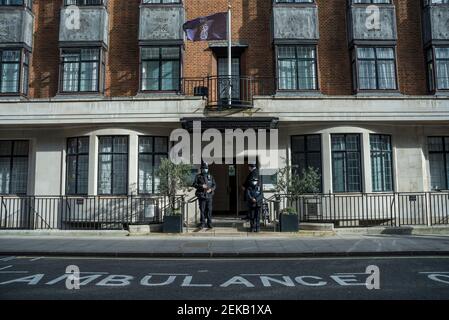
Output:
top-left (427, 47), bottom-right (449, 92)
top-left (428, 137), bottom-right (449, 191)
top-left (64, 0), bottom-right (105, 5)
top-left (352, 47), bottom-right (397, 91)
top-left (98, 136), bottom-right (128, 195)
top-left (0, 49), bottom-right (29, 95)
top-left (138, 136), bottom-right (168, 194)
top-left (60, 48), bottom-right (104, 93)
top-left (332, 134), bottom-right (362, 193)
top-left (370, 134), bottom-right (393, 192)
top-left (291, 135), bottom-right (322, 192)
top-left (0, 140), bottom-right (29, 195)
top-left (140, 47), bottom-right (180, 92)
top-left (66, 137), bottom-right (89, 195)
top-left (277, 45), bottom-right (318, 91)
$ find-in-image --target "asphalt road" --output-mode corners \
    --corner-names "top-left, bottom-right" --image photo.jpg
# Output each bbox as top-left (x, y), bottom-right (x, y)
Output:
top-left (0, 255), bottom-right (448, 300)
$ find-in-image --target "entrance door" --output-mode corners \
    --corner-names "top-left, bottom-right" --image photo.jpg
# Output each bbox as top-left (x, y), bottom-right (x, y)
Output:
top-left (218, 58), bottom-right (240, 103)
top-left (209, 160), bottom-right (254, 217)
top-left (209, 163), bottom-right (230, 215)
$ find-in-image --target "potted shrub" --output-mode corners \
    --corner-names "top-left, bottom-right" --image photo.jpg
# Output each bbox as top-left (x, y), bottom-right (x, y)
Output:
top-left (279, 207), bottom-right (299, 232)
top-left (275, 164), bottom-right (321, 232)
top-left (163, 208), bottom-right (183, 233)
top-left (157, 158), bottom-right (193, 233)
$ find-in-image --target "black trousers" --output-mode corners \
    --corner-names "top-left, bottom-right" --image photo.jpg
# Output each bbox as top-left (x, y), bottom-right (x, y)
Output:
top-left (249, 207), bottom-right (261, 231)
top-left (199, 198), bottom-right (213, 227)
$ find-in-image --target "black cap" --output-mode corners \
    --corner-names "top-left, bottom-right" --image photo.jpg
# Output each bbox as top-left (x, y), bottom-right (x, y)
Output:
top-left (201, 161), bottom-right (209, 169)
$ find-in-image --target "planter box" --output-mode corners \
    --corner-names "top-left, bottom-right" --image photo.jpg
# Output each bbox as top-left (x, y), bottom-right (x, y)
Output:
top-left (280, 213), bottom-right (299, 232)
top-left (163, 215), bottom-right (183, 233)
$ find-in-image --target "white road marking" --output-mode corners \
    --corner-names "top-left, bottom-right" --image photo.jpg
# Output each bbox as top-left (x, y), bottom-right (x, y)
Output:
top-left (0, 265), bottom-right (13, 271)
top-left (29, 257), bottom-right (44, 262)
top-left (240, 274), bottom-right (283, 276)
top-left (0, 256), bottom-right (16, 262)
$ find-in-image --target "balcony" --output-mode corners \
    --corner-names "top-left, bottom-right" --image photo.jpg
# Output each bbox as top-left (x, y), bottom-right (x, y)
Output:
top-left (59, 3), bottom-right (109, 47)
top-left (0, 5), bottom-right (34, 50)
top-left (182, 76), bottom-right (274, 110)
top-left (422, 2), bottom-right (449, 46)
top-left (139, 2), bottom-right (184, 44)
top-left (347, 2), bottom-right (397, 45)
top-left (272, 2), bottom-right (319, 43)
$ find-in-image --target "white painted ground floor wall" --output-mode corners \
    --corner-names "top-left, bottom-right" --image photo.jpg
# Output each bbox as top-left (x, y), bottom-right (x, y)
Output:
top-left (0, 122), bottom-right (447, 196)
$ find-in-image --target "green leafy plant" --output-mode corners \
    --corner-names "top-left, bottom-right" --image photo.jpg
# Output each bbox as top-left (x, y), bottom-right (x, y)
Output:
top-left (275, 164), bottom-right (321, 215)
top-left (156, 158), bottom-right (193, 215)
top-left (281, 207), bottom-right (297, 215)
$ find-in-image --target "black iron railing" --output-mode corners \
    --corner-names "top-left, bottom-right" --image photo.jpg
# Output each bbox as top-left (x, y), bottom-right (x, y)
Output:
top-left (182, 76), bottom-right (275, 110)
top-left (1, 192), bottom-right (448, 231)
top-left (0, 195), bottom-right (184, 231)
top-left (267, 192), bottom-right (449, 228)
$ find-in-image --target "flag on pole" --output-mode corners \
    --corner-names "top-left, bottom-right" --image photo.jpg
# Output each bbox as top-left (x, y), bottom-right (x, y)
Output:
top-left (183, 12), bottom-right (228, 41)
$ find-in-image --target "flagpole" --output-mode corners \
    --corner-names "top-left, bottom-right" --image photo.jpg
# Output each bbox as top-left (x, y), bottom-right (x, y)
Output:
top-left (227, 1), bottom-right (232, 106)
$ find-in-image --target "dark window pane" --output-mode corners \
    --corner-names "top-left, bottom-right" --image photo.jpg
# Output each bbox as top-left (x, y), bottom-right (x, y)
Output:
top-left (291, 136), bottom-right (305, 152)
top-left (0, 141), bottom-right (12, 156)
top-left (139, 154), bottom-right (153, 194)
top-left (155, 137), bottom-right (168, 153)
top-left (77, 154), bottom-right (89, 195)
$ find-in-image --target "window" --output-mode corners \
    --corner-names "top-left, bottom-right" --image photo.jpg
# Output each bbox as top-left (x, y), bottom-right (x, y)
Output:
top-left (370, 135), bottom-right (393, 192)
top-left (0, 0), bottom-right (32, 8)
top-left (138, 137), bottom-right (169, 194)
top-left (64, 0), bottom-right (104, 5)
top-left (291, 135), bottom-right (322, 191)
top-left (60, 48), bottom-right (103, 93)
top-left (275, 0), bottom-right (314, 3)
top-left (428, 137), bottom-right (449, 190)
top-left (98, 136), bottom-right (128, 195)
top-left (277, 46), bottom-right (318, 91)
top-left (352, 47), bottom-right (397, 91)
top-left (0, 141), bottom-right (28, 195)
top-left (353, 0), bottom-right (391, 3)
top-left (427, 47), bottom-right (449, 92)
top-left (66, 137), bottom-right (89, 195)
top-left (332, 134), bottom-right (362, 193)
top-left (142, 0), bottom-right (181, 3)
top-left (140, 47), bottom-right (180, 92)
top-left (0, 49), bottom-right (29, 95)
top-left (424, 0), bottom-right (449, 5)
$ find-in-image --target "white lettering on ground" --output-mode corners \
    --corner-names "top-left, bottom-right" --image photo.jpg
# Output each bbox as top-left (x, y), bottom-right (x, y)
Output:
top-left (220, 276), bottom-right (255, 288)
top-left (46, 273), bottom-right (104, 286)
top-left (330, 274), bottom-right (366, 286)
top-left (96, 275), bottom-right (134, 287)
top-left (260, 276), bottom-right (295, 287)
top-left (420, 272), bottom-right (449, 285)
top-left (140, 275), bottom-right (177, 286)
top-left (181, 276), bottom-right (213, 287)
top-left (294, 276), bottom-right (327, 287)
top-left (0, 274), bottom-right (44, 285)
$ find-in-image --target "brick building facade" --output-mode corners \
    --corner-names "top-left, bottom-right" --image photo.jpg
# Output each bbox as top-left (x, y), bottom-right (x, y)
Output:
top-left (0, 0), bottom-right (448, 230)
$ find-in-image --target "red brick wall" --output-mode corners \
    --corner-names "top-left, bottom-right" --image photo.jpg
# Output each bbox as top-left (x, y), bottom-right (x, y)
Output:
top-left (29, 0), bottom-right (61, 98)
top-left (27, 0), bottom-right (429, 99)
top-left (317, 0), bottom-right (353, 95)
top-left (394, 0), bottom-right (427, 95)
top-left (106, 0), bottom-right (139, 97)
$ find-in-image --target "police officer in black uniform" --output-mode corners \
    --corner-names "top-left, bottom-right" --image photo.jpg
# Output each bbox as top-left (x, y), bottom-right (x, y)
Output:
top-left (242, 162), bottom-right (259, 219)
top-left (193, 162), bottom-right (216, 229)
top-left (246, 177), bottom-right (263, 232)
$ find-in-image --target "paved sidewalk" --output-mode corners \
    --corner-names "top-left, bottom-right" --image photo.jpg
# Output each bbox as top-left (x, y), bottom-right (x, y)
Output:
top-left (1, 234), bottom-right (449, 257)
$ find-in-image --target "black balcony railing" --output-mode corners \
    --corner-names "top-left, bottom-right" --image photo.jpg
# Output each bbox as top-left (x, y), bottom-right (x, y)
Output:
top-left (182, 76), bottom-right (275, 110)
